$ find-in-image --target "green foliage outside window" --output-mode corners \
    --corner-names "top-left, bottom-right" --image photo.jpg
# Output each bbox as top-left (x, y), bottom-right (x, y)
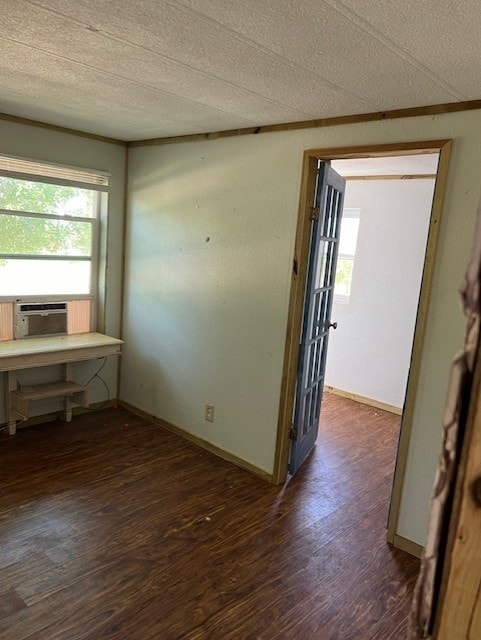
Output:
top-left (335, 257), bottom-right (354, 297)
top-left (0, 177), bottom-right (93, 256)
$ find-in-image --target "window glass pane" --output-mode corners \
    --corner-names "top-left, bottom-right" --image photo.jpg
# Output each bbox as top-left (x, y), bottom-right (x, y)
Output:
top-left (339, 217), bottom-right (360, 255)
top-left (334, 258), bottom-right (354, 298)
top-left (334, 208), bottom-right (360, 302)
top-left (0, 260), bottom-right (90, 296)
top-left (315, 240), bottom-right (327, 288)
top-left (0, 214), bottom-right (91, 256)
top-left (0, 176), bottom-right (96, 217)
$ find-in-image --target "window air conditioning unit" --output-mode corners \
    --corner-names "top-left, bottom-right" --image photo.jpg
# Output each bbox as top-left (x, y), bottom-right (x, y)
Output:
top-left (14, 302), bottom-right (68, 339)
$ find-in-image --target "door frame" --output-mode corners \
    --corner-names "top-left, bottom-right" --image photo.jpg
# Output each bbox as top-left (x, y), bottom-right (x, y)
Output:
top-left (272, 139), bottom-right (452, 547)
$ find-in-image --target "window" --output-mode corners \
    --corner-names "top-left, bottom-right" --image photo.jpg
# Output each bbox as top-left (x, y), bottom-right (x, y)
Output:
top-left (0, 155), bottom-right (109, 299)
top-left (334, 208), bottom-right (360, 303)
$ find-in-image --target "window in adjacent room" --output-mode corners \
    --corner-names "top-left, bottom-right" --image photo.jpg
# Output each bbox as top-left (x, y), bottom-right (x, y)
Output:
top-left (334, 207), bottom-right (360, 303)
top-left (0, 155), bottom-right (109, 301)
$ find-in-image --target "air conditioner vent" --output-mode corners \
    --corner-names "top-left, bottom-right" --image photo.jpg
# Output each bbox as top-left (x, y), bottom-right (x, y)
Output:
top-left (19, 302), bottom-right (67, 312)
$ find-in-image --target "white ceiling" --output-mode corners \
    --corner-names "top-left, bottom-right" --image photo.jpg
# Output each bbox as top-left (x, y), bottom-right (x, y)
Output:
top-left (1, 0), bottom-right (479, 141)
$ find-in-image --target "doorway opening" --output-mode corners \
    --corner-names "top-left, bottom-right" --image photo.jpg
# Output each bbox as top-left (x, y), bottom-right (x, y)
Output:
top-left (325, 153), bottom-right (438, 411)
top-left (273, 140), bottom-right (452, 550)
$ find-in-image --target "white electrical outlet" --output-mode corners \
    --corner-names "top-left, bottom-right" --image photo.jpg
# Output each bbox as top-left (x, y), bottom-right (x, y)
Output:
top-left (205, 404), bottom-right (215, 422)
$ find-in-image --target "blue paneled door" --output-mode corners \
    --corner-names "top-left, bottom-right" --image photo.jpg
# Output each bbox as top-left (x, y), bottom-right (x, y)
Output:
top-left (289, 162), bottom-right (345, 475)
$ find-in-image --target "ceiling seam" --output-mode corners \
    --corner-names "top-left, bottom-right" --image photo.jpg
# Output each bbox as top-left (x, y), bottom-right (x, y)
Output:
top-left (8, 0), bottom-right (477, 141)
top-left (21, 0), bottom-right (326, 120)
top-left (324, 0), bottom-right (467, 101)
top-left (167, 0), bottom-right (466, 105)
top-left (0, 34), bottom-right (262, 127)
top-left (170, 0), bottom-right (467, 105)
top-left (168, 0), bottom-right (379, 109)
top-left (90, 32), bottom-right (317, 120)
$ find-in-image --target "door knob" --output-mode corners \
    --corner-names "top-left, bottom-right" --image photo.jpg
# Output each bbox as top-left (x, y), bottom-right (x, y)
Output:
top-left (328, 321), bottom-right (338, 330)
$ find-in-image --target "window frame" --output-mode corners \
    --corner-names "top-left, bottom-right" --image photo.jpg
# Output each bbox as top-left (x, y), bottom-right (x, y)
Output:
top-left (333, 207), bottom-right (361, 304)
top-left (0, 154), bottom-right (109, 331)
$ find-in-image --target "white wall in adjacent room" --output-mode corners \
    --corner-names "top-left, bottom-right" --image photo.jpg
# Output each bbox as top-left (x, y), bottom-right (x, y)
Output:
top-left (325, 177), bottom-right (436, 409)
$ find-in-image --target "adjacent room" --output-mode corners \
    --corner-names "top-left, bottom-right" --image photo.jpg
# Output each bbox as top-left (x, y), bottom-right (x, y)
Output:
top-left (326, 153), bottom-right (438, 417)
top-left (0, 1), bottom-right (480, 638)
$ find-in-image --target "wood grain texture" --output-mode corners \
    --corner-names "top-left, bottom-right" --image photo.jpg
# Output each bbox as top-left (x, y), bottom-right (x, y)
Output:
top-left (0, 302), bottom-right (14, 341)
top-left (433, 347), bottom-right (481, 640)
top-left (120, 399), bottom-right (273, 483)
top-left (393, 534), bottom-right (424, 560)
top-left (1, 100), bottom-right (481, 149)
top-left (0, 395), bottom-right (419, 639)
top-left (345, 174), bottom-right (436, 181)
top-left (128, 101), bottom-right (481, 147)
top-left (67, 300), bottom-right (91, 334)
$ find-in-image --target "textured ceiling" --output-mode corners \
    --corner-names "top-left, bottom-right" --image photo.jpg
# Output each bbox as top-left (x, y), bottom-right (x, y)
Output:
top-left (0, 0), bottom-right (479, 141)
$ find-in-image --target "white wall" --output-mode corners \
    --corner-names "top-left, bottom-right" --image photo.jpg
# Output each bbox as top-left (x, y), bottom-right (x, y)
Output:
top-left (325, 178), bottom-right (435, 409)
top-left (123, 110), bottom-right (481, 546)
top-left (122, 137), bottom-right (296, 472)
top-left (0, 121), bottom-right (126, 419)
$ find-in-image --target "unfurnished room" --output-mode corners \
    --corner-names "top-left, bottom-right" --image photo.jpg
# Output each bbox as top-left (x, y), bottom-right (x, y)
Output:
top-left (1, 2), bottom-right (481, 639)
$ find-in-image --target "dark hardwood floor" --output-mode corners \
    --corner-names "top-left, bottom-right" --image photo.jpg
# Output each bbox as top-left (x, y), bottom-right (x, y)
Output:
top-left (0, 394), bottom-right (419, 639)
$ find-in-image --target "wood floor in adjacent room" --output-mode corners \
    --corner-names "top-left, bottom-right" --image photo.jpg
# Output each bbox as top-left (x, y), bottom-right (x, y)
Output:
top-left (0, 394), bottom-right (419, 640)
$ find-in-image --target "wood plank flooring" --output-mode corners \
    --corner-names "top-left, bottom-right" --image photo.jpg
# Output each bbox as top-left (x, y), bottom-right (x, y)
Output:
top-left (0, 394), bottom-right (419, 639)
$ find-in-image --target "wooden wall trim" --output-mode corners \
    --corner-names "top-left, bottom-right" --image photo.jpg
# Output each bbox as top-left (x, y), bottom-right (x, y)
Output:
top-left (387, 140), bottom-right (452, 543)
top-left (0, 111), bottom-right (127, 146)
top-left (128, 100), bottom-right (481, 147)
top-left (120, 400), bottom-right (273, 483)
top-left (345, 174), bottom-right (437, 181)
top-left (272, 154), bottom-right (319, 485)
top-left (271, 140), bottom-right (453, 550)
top-left (116, 149), bottom-right (129, 400)
top-left (0, 302), bottom-right (14, 341)
top-left (307, 140), bottom-right (449, 159)
top-left (325, 386), bottom-right (402, 416)
top-left (393, 534), bottom-right (424, 559)
top-left (3, 98), bottom-right (481, 149)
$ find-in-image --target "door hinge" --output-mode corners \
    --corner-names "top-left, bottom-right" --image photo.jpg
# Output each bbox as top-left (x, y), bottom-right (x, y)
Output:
top-left (289, 427), bottom-right (298, 441)
top-left (310, 206), bottom-right (320, 222)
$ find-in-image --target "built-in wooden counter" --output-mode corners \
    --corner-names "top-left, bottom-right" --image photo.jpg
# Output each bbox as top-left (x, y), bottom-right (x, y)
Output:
top-left (0, 332), bottom-right (123, 435)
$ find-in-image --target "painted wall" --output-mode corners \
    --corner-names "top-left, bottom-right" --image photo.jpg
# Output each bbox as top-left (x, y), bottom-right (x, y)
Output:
top-left (123, 111), bottom-right (480, 546)
top-left (325, 178), bottom-right (435, 409)
top-left (122, 137), bottom-right (296, 472)
top-left (0, 121), bottom-right (126, 420)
